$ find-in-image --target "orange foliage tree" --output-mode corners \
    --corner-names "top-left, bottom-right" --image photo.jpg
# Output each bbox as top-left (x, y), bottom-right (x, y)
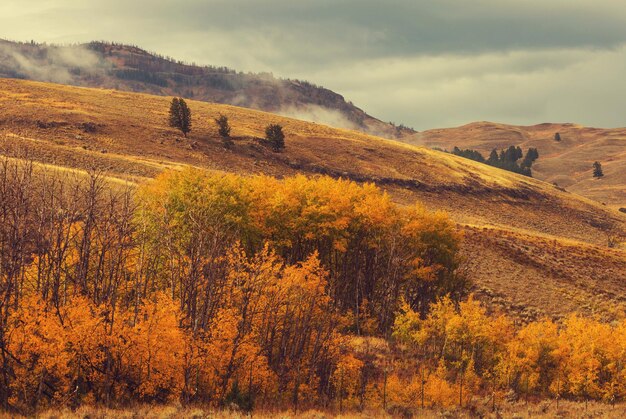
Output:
top-left (5, 159), bottom-right (625, 414)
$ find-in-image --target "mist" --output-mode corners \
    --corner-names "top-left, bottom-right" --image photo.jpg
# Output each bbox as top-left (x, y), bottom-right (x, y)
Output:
top-left (0, 41), bottom-right (106, 84)
top-left (277, 104), bottom-right (360, 131)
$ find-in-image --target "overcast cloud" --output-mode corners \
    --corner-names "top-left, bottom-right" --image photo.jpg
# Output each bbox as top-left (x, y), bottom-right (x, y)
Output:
top-left (1, 0), bottom-right (626, 130)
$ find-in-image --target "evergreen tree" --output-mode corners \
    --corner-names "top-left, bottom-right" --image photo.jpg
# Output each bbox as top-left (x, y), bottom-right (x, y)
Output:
top-left (169, 97), bottom-right (192, 137)
top-left (593, 161), bottom-right (604, 178)
top-left (169, 98), bottom-right (180, 127)
top-left (521, 148), bottom-right (539, 168)
top-left (214, 114), bottom-right (232, 147)
top-left (488, 149), bottom-right (499, 164)
top-left (501, 146), bottom-right (522, 163)
top-left (527, 148), bottom-right (539, 161)
top-left (554, 132), bottom-right (561, 142)
top-left (451, 146), bottom-right (485, 162)
top-left (265, 124), bottom-right (285, 152)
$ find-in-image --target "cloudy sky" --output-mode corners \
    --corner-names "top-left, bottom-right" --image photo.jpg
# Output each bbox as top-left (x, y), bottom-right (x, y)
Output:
top-left (2, 0), bottom-right (626, 130)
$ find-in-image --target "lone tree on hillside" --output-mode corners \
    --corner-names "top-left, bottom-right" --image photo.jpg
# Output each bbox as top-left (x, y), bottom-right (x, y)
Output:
top-left (593, 161), bottom-right (604, 178)
top-left (214, 114), bottom-right (232, 147)
top-left (265, 124), bottom-right (285, 152)
top-left (169, 97), bottom-right (192, 137)
top-left (554, 132), bottom-right (561, 142)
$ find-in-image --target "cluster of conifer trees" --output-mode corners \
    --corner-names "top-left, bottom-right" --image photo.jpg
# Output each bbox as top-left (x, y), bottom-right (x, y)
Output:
top-left (0, 158), bottom-right (624, 415)
top-left (451, 146), bottom-right (539, 177)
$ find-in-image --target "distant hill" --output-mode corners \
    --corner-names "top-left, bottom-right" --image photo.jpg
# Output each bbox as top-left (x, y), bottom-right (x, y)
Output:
top-left (405, 121), bottom-right (626, 210)
top-left (0, 39), bottom-right (414, 138)
top-left (1, 78), bottom-right (625, 322)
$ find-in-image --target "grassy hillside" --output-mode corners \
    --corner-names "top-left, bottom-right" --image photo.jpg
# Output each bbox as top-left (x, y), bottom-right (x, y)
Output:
top-left (408, 121), bottom-right (626, 210)
top-left (1, 78), bottom-right (625, 321)
top-left (0, 40), bottom-right (414, 138)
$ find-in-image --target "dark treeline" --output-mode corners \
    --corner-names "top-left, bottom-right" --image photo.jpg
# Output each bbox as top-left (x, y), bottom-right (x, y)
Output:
top-left (451, 145), bottom-right (539, 177)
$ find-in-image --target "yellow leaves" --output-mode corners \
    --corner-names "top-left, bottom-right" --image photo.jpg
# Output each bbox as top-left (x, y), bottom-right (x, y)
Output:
top-left (391, 299), bottom-right (422, 347)
top-left (135, 168), bottom-right (464, 339)
top-left (248, 174), bottom-right (388, 253)
top-left (554, 314), bottom-right (623, 401)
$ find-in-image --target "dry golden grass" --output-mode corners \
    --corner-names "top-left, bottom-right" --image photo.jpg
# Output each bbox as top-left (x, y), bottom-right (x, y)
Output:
top-left (463, 225), bottom-right (626, 322)
top-left (1, 78), bottom-right (625, 321)
top-left (409, 121), bottom-right (626, 210)
top-left (4, 401), bottom-right (625, 419)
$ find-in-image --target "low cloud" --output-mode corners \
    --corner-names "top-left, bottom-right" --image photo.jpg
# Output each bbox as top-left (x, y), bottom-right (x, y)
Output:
top-left (0, 42), bottom-right (105, 84)
top-left (277, 104), bottom-right (359, 131)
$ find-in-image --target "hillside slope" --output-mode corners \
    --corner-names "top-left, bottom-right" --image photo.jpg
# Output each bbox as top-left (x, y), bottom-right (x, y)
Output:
top-left (407, 121), bottom-right (626, 210)
top-left (1, 78), bottom-right (625, 322)
top-left (0, 39), bottom-right (413, 139)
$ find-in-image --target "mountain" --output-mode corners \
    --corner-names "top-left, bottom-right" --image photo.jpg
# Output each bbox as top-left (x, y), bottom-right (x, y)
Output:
top-left (1, 78), bottom-right (624, 323)
top-left (0, 39), bottom-right (414, 138)
top-left (406, 121), bottom-right (626, 210)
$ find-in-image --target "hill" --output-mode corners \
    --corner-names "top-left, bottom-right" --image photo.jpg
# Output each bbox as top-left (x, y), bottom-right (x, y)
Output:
top-left (0, 39), bottom-right (414, 139)
top-left (407, 121), bottom-right (626, 210)
top-left (0, 78), bottom-right (625, 322)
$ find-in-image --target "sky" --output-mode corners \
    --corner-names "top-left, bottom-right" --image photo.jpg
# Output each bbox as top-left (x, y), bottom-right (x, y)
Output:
top-left (2, 0), bottom-right (626, 130)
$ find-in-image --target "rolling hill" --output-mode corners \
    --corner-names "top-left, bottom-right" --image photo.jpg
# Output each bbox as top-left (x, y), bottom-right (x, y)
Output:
top-left (407, 121), bottom-right (626, 210)
top-left (0, 78), bottom-right (625, 323)
top-left (0, 39), bottom-right (413, 139)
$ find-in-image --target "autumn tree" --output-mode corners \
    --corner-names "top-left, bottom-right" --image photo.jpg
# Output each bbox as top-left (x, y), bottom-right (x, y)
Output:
top-left (169, 97), bottom-right (192, 137)
top-left (6, 155), bottom-right (626, 414)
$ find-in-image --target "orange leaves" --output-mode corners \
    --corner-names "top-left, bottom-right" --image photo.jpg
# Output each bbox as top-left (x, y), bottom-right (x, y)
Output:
top-left (118, 293), bottom-right (186, 401)
top-left (332, 353), bottom-right (364, 408)
top-left (7, 292), bottom-right (188, 408)
top-left (3, 165), bottom-right (467, 411)
top-left (135, 168), bottom-right (465, 336)
top-left (8, 296), bottom-right (71, 408)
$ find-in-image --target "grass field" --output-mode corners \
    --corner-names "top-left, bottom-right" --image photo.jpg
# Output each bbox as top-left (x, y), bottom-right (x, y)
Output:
top-left (409, 121), bottom-right (626, 210)
top-left (1, 78), bottom-right (624, 322)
